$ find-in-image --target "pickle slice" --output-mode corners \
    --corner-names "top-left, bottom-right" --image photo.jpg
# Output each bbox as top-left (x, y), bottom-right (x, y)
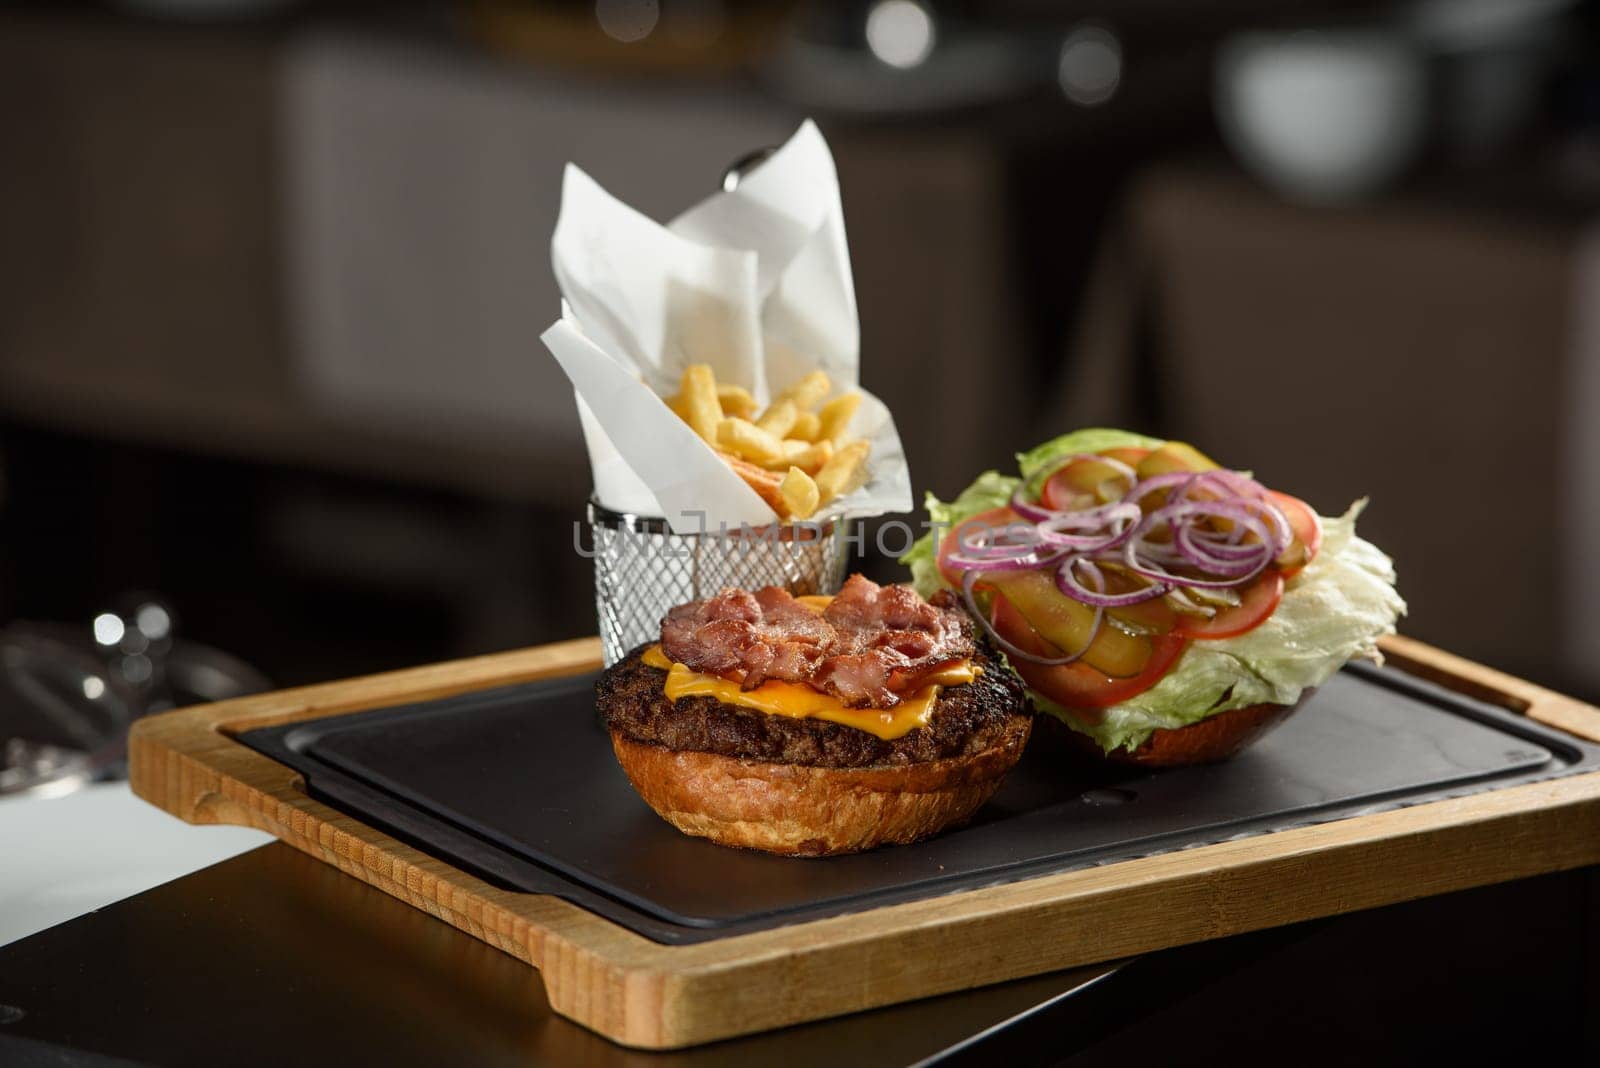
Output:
top-left (985, 570), bottom-right (1151, 678)
top-left (1135, 441), bottom-right (1220, 478)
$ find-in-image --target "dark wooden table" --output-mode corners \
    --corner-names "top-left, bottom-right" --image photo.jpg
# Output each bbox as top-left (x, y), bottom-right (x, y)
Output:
top-left (0, 844), bottom-right (1595, 1066)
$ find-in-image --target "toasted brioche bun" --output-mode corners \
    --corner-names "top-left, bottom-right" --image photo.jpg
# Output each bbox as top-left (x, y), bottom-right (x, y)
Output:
top-left (609, 715), bottom-right (1031, 857)
top-left (1046, 694), bottom-right (1309, 768)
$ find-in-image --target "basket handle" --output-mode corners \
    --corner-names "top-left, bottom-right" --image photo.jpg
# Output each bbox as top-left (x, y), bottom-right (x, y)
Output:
top-left (1380, 634), bottom-right (1600, 743)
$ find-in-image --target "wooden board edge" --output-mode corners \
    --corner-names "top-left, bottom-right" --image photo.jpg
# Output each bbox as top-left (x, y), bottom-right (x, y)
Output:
top-left (1379, 634), bottom-right (1600, 741)
top-left (129, 711), bottom-right (1600, 1048)
top-left (620, 771), bottom-right (1600, 1047)
top-left (127, 637), bottom-right (604, 740)
top-left (125, 633), bottom-right (1600, 1049)
top-left (124, 633), bottom-right (686, 1023)
top-left (125, 718), bottom-right (682, 1005)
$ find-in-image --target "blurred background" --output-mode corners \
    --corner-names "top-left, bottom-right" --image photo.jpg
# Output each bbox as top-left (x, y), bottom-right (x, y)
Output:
top-left (4, 0), bottom-right (1600, 796)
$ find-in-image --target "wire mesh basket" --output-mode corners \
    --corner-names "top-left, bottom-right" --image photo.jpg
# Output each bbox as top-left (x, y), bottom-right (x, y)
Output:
top-left (586, 501), bottom-right (851, 666)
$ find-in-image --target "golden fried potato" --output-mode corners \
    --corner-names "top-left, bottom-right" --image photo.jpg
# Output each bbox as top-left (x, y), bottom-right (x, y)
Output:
top-left (814, 439), bottom-right (870, 501)
top-left (761, 438), bottom-right (833, 475)
top-left (777, 370), bottom-right (831, 412)
top-left (716, 417), bottom-right (787, 466)
top-left (790, 410), bottom-right (822, 442)
top-left (679, 365), bottom-right (721, 443)
top-left (778, 466), bottom-right (821, 520)
top-left (816, 393), bottom-right (862, 443)
top-left (755, 399), bottom-right (799, 438)
top-left (664, 364), bottom-right (870, 521)
top-left (715, 383), bottom-right (758, 420)
top-left (717, 450), bottom-right (787, 514)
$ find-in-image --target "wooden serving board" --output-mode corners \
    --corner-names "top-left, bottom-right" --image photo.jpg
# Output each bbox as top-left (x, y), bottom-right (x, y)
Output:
top-left (129, 636), bottom-right (1600, 1050)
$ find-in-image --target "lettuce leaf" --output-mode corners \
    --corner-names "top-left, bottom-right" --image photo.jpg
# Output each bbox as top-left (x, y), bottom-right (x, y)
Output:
top-left (900, 432), bottom-right (1407, 754)
top-left (903, 470), bottom-right (1018, 599)
top-left (1015, 427), bottom-right (1165, 480)
top-left (1043, 502), bottom-right (1406, 753)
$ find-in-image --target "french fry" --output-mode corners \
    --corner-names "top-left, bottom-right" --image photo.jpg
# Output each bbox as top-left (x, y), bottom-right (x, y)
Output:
top-left (755, 399), bottom-right (799, 438)
top-left (778, 466), bottom-right (821, 520)
top-left (762, 438), bottom-right (833, 475)
top-left (816, 393), bottom-right (862, 443)
top-left (790, 410), bottom-right (822, 441)
top-left (716, 383), bottom-right (758, 420)
top-left (665, 365), bottom-right (870, 521)
top-left (777, 370), bottom-right (831, 412)
top-left (716, 417), bottom-right (787, 466)
top-left (717, 450), bottom-right (788, 515)
top-left (679, 364), bottom-right (721, 443)
top-left (814, 439), bottom-right (870, 502)
top-left (798, 438), bottom-right (834, 476)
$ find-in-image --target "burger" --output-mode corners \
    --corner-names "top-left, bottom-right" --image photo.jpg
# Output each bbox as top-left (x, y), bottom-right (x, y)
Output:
top-left (902, 428), bottom-right (1406, 767)
top-left (596, 575), bottom-right (1032, 856)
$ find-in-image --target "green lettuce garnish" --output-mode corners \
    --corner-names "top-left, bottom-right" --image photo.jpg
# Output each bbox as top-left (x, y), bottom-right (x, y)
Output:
top-left (902, 430), bottom-right (1407, 754)
top-left (1015, 428), bottom-right (1164, 493)
top-left (903, 470), bottom-right (1018, 596)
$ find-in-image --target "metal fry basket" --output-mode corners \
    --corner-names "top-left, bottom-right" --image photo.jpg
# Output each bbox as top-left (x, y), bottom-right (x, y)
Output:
top-left (586, 501), bottom-right (851, 666)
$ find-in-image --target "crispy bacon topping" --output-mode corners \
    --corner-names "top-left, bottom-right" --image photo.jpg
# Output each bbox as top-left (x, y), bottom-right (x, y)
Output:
top-left (658, 575), bottom-right (975, 709)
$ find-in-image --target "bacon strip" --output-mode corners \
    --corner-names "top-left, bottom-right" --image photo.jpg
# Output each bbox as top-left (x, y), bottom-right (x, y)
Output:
top-left (659, 575), bottom-right (975, 709)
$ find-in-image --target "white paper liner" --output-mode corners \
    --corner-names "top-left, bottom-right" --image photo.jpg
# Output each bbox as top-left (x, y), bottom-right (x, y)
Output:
top-left (541, 120), bottom-right (913, 533)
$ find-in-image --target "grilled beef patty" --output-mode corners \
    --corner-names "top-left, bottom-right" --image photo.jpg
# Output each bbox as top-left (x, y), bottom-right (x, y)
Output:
top-left (597, 641), bottom-right (1029, 769)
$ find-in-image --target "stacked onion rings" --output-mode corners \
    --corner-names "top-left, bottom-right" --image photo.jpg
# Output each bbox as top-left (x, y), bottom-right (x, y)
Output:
top-left (944, 458), bottom-right (1296, 666)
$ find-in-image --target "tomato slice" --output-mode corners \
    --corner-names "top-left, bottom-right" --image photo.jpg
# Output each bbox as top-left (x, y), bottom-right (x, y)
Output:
top-left (1268, 491), bottom-right (1321, 578)
top-left (1040, 469), bottom-right (1086, 512)
top-left (936, 506), bottom-right (1021, 588)
top-left (991, 593), bottom-right (1188, 715)
top-left (1040, 456), bottom-right (1137, 511)
top-left (1173, 571), bottom-right (1284, 640)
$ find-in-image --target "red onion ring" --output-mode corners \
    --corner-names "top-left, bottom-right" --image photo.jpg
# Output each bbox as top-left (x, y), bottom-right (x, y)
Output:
top-left (1122, 531), bottom-right (1271, 588)
top-left (945, 548), bottom-right (1072, 574)
top-left (1190, 471), bottom-right (1293, 548)
top-left (1120, 503), bottom-right (1273, 587)
top-left (1055, 556), bottom-right (1170, 607)
top-left (1181, 526), bottom-right (1267, 560)
top-left (1176, 534), bottom-right (1273, 579)
top-left (1034, 502), bottom-right (1142, 552)
top-left (1123, 472), bottom-right (1200, 505)
top-left (957, 519), bottom-right (1041, 554)
top-left (972, 457), bottom-right (1307, 614)
top-left (1145, 499), bottom-right (1285, 558)
top-left (1010, 488), bottom-right (1054, 523)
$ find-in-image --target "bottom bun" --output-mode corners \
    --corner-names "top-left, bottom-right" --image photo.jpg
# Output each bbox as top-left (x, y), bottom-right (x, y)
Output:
top-left (609, 717), bottom-right (1032, 857)
top-left (1050, 695), bottom-right (1309, 769)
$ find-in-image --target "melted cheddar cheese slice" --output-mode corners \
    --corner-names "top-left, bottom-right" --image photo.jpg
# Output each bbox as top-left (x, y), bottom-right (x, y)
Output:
top-left (641, 644), bottom-right (978, 741)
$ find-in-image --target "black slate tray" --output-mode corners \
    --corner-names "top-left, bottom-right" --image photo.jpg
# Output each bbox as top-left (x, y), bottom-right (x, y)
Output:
top-left (239, 661), bottom-right (1599, 945)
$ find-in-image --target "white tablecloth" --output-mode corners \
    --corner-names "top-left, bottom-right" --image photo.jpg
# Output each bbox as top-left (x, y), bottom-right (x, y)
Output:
top-left (0, 782), bottom-right (269, 947)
